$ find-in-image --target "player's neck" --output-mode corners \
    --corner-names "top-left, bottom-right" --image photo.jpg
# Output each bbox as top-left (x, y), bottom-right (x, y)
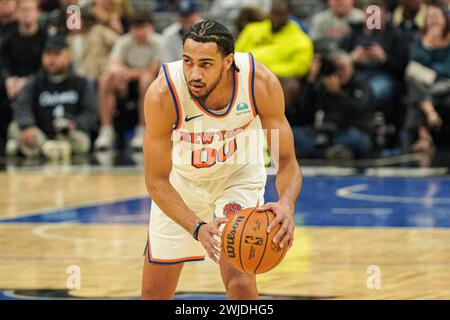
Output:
top-left (198, 69), bottom-right (234, 111)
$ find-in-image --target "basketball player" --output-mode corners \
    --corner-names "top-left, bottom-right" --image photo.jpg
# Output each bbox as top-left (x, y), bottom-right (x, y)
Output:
top-left (141, 20), bottom-right (302, 299)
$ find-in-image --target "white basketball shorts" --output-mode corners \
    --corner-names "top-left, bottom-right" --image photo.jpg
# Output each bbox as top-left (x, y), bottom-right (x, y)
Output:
top-left (145, 167), bottom-right (266, 264)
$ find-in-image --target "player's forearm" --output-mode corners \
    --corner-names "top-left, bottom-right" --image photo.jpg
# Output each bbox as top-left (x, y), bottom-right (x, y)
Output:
top-left (275, 158), bottom-right (302, 211)
top-left (146, 178), bottom-right (200, 234)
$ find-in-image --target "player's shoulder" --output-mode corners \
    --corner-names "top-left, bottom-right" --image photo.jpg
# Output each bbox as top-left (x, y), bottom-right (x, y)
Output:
top-left (144, 68), bottom-right (178, 128)
top-left (145, 68), bottom-right (173, 107)
top-left (252, 59), bottom-right (280, 94)
top-left (250, 58), bottom-right (284, 116)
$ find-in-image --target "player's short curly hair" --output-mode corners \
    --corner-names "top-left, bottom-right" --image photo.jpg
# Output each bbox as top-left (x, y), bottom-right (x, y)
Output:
top-left (182, 20), bottom-right (235, 58)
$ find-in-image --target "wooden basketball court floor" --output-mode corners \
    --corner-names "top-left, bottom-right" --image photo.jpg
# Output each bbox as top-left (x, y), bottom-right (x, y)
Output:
top-left (0, 156), bottom-right (450, 300)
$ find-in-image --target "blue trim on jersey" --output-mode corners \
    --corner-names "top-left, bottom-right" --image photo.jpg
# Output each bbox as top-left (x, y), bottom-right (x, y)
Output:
top-left (146, 239), bottom-right (205, 264)
top-left (249, 53), bottom-right (259, 115)
top-left (148, 258), bottom-right (205, 265)
top-left (193, 67), bottom-right (237, 116)
top-left (162, 64), bottom-right (180, 129)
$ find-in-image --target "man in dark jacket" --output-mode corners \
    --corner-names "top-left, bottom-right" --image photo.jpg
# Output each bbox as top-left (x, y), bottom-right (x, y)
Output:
top-left (1, 0), bottom-right (42, 153)
top-left (294, 50), bottom-right (374, 159)
top-left (0, 0), bottom-right (47, 101)
top-left (6, 35), bottom-right (98, 159)
top-left (339, 0), bottom-right (409, 112)
top-left (0, 0), bottom-right (17, 42)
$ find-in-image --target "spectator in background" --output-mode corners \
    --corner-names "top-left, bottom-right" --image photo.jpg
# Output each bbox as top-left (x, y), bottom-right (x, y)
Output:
top-left (310, 0), bottom-right (364, 54)
top-left (210, 0), bottom-right (273, 18)
top-left (235, 0), bottom-right (314, 110)
top-left (86, 0), bottom-right (134, 34)
top-left (66, 10), bottom-right (119, 79)
top-left (401, 4), bottom-right (450, 152)
top-left (5, 36), bottom-right (97, 159)
top-left (0, 0), bottom-right (17, 41)
top-left (340, 0), bottom-right (409, 113)
top-left (391, 0), bottom-right (428, 44)
top-left (0, 0), bottom-right (18, 154)
top-left (154, 0), bottom-right (178, 11)
top-left (433, 0), bottom-right (449, 10)
top-left (294, 50), bottom-right (374, 159)
top-left (94, 11), bottom-right (162, 151)
top-left (210, 0), bottom-right (310, 35)
top-left (235, 6), bottom-right (267, 35)
top-left (1, 0), bottom-right (47, 102)
top-left (44, 0), bottom-right (80, 36)
top-left (161, 0), bottom-right (203, 64)
top-left (412, 4), bottom-right (450, 79)
top-left (39, 0), bottom-right (60, 12)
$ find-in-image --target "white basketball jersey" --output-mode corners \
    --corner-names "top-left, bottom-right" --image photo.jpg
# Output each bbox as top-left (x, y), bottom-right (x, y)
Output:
top-left (162, 52), bottom-right (266, 182)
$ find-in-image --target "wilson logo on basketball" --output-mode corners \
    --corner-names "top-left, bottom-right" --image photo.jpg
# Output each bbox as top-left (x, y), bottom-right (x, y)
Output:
top-left (223, 202), bottom-right (242, 219)
top-left (226, 216), bottom-right (244, 258)
top-left (244, 235), bottom-right (264, 245)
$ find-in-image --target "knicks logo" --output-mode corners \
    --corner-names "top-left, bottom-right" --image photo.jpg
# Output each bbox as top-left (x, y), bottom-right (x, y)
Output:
top-left (223, 202), bottom-right (242, 218)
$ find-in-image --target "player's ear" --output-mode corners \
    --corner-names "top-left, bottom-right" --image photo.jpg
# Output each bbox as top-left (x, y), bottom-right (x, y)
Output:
top-left (224, 53), bottom-right (234, 71)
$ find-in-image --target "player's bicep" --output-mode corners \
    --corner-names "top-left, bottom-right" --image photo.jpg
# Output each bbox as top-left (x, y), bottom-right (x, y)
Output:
top-left (255, 63), bottom-right (297, 166)
top-left (143, 128), bottom-right (172, 182)
top-left (261, 114), bottom-right (297, 168)
top-left (143, 78), bottom-right (176, 184)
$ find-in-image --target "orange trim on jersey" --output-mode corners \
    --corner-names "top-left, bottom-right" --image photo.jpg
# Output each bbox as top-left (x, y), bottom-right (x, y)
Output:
top-left (192, 69), bottom-right (239, 118)
top-left (146, 218), bottom-right (205, 264)
top-left (248, 53), bottom-right (258, 117)
top-left (163, 64), bottom-right (183, 130)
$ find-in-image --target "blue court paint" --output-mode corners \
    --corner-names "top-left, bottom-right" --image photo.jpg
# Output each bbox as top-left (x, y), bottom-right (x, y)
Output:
top-left (1, 177), bottom-right (450, 228)
top-left (291, 176), bottom-right (450, 228)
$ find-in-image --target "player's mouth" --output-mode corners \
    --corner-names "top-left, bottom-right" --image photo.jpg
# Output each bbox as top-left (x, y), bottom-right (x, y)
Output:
top-left (189, 83), bottom-right (205, 94)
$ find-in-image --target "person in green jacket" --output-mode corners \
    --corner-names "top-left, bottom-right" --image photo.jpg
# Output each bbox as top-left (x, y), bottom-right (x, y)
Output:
top-left (235, 0), bottom-right (313, 110)
top-left (235, 0), bottom-right (313, 79)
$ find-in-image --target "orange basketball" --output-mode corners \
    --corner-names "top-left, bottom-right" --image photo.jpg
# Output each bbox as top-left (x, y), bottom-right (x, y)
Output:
top-left (221, 207), bottom-right (288, 274)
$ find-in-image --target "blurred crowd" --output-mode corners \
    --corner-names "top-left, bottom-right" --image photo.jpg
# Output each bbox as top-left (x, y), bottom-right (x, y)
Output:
top-left (0, 0), bottom-right (449, 161)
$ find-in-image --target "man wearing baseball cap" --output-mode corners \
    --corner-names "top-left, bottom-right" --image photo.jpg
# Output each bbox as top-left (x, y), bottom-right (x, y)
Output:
top-left (161, 0), bottom-right (203, 63)
top-left (6, 35), bottom-right (98, 159)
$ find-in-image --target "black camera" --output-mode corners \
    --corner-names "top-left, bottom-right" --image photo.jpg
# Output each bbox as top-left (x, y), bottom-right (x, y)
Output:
top-left (53, 118), bottom-right (71, 136)
top-left (319, 56), bottom-right (338, 77)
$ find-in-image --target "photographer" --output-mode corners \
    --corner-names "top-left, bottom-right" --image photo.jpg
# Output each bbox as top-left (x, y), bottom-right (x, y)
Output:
top-left (5, 36), bottom-right (97, 159)
top-left (339, 0), bottom-right (409, 112)
top-left (294, 50), bottom-right (374, 159)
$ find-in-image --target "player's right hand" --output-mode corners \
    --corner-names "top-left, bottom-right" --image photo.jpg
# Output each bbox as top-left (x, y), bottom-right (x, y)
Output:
top-left (197, 217), bottom-right (228, 264)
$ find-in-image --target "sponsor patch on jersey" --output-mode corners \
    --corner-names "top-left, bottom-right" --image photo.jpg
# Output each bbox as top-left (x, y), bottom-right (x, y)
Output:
top-left (236, 102), bottom-right (251, 116)
top-left (223, 202), bottom-right (243, 218)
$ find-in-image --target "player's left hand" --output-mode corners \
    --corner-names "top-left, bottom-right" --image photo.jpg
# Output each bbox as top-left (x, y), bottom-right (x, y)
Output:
top-left (256, 202), bottom-right (295, 250)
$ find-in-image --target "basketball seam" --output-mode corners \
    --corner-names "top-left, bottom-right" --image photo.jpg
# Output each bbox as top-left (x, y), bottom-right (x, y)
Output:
top-left (271, 240), bottom-right (288, 272)
top-left (254, 211), bottom-right (270, 274)
top-left (238, 207), bottom-right (256, 273)
top-left (222, 215), bottom-right (232, 265)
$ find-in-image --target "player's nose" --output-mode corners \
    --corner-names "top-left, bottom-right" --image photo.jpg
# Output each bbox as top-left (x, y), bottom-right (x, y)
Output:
top-left (191, 66), bottom-right (203, 81)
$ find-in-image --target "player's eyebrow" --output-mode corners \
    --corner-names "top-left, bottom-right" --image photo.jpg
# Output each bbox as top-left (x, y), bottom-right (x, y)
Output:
top-left (182, 54), bottom-right (215, 62)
